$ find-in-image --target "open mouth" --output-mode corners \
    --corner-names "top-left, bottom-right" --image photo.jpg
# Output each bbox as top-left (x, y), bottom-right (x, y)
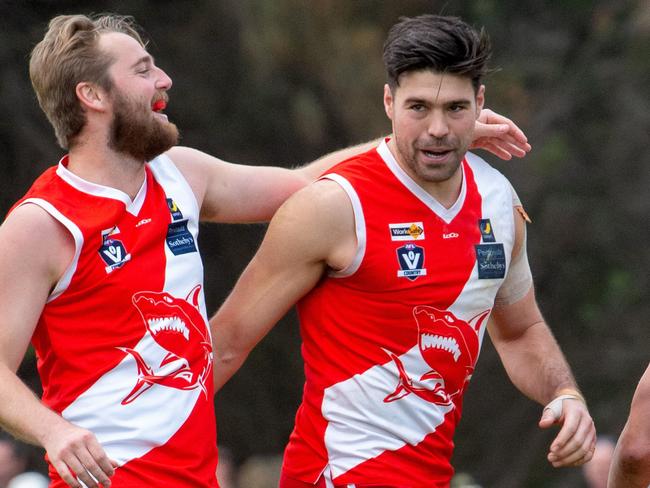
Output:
top-left (152, 99), bottom-right (166, 112)
top-left (151, 99), bottom-right (168, 120)
top-left (421, 148), bottom-right (452, 160)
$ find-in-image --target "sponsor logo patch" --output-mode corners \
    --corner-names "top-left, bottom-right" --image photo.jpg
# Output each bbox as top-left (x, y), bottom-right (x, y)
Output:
top-left (167, 198), bottom-right (184, 221)
top-left (396, 243), bottom-right (427, 280)
top-left (166, 220), bottom-right (197, 255)
top-left (478, 219), bottom-right (496, 243)
top-left (389, 222), bottom-right (425, 241)
top-left (475, 243), bottom-right (506, 279)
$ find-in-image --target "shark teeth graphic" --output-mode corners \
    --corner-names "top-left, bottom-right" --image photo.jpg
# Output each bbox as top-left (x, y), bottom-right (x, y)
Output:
top-left (147, 316), bottom-right (189, 341)
top-left (421, 333), bottom-right (461, 362)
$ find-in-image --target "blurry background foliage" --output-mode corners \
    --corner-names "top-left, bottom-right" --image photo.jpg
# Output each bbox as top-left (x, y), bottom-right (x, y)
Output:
top-left (0, 1), bottom-right (648, 486)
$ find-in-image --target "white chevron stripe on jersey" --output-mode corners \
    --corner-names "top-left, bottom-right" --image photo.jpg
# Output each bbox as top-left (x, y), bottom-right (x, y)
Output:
top-left (62, 154), bottom-right (211, 467)
top-left (322, 344), bottom-right (454, 478)
top-left (62, 331), bottom-right (203, 466)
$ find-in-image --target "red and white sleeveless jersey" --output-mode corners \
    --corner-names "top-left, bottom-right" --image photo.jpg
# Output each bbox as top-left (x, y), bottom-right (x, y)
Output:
top-left (11, 155), bottom-right (217, 487)
top-left (282, 140), bottom-right (517, 487)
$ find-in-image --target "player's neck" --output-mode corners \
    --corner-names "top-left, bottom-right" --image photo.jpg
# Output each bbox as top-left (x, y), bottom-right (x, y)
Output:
top-left (387, 139), bottom-right (463, 209)
top-left (66, 141), bottom-right (146, 200)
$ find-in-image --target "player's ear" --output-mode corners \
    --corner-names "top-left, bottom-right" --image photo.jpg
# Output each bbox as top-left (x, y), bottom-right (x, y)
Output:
top-left (383, 84), bottom-right (395, 121)
top-left (76, 82), bottom-right (110, 113)
top-left (475, 84), bottom-right (485, 117)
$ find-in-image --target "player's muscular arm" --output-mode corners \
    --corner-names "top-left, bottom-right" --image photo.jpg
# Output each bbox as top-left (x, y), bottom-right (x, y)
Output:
top-left (487, 212), bottom-right (595, 469)
top-left (210, 180), bottom-right (356, 391)
top-left (167, 142), bottom-right (377, 224)
top-left (0, 205), bottom-right (116, 488)
top-left (168, 111), bottom-right (530, 224)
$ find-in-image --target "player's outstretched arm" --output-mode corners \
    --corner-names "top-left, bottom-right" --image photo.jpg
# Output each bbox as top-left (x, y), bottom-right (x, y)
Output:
top-left (210, 180), bottom-right (355, 391)
top-left (608, 363), bottom-right (650, 487)
top-left (0, 205), bottom-right (117, 488)
top-left (168, 107), bottom-right (529, 225)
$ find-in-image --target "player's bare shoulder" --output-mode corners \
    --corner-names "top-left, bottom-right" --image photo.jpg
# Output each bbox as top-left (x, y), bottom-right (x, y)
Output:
top-left (165, 146), bottom-right (213, 205)
top-left (278, 178), bottom-right (352, 224)
top-left (165, 146), bottom-right (243, 222)
top-left (272, 178), bottom-right (357, 270)
top-left (0, 203), bottom-right (74, 285)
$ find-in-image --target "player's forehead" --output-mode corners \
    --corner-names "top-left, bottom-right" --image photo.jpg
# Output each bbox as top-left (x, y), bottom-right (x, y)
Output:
top-left (98, 31), bottom-right (151, 69)
top-left (395, 69), bottom-right (475, 104)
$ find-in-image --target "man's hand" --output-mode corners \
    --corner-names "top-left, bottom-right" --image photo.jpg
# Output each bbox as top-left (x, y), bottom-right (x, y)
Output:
top-left (472, 108), bottom-right (532, 160)
top-left (539, 394), bottom-right (597, 467)
top-left (42, 419), bottom-right (118, 488)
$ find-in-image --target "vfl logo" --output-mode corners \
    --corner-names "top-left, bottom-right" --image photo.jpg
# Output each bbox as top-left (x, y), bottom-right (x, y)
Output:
top-left (99, 227), bottom-right (131, 274)
top-left (383, 306), bottom-right (490, 406)
top-left (389, 222), bottom-right (425, 241)
top-left (119, 285), bottom-right (213, 405)
top-left (396, 244), bottom-right (427, 280)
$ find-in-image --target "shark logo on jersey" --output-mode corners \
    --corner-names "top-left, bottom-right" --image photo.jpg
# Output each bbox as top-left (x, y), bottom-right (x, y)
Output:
top-left (383, 306), bottom-right (490, 406)
top-left (98, 227), bottom-right (131, 274)
top-left (119, 285), bottom-right (213, 405)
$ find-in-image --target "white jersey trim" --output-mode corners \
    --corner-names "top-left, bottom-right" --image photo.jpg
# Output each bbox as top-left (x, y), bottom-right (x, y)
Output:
top-left (148, 154), bottom-right (201, 221)
top-left (320, 174), bottom-right (366, 279)
top-left (377, 140), bottom-right (468, 224)
top-left (56, 157), bottom-right (148, 216)
top-left (17, 198), bottom-right (84, 302)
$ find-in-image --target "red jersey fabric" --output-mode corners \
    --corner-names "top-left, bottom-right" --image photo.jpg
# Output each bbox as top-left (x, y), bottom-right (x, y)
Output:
top-left (10, 155), bottom-right (217, 487)
top-left (281, 141), bottom-right (516, 487)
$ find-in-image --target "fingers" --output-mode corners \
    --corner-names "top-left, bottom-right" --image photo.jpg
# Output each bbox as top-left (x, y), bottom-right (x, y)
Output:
top-left (474, 141), bottom-right (512, 160)
top-left (477, 108), bottom-right (530, 144)
top-left (544, 399), bottom-right (596, 468)
top-left (538, 405), bottom-right (559, 429)
top-left (50, 457), bottom-right (82, 488)
top-left (75, 440), bottom-right (115, 487)
top-left (44, 422), bottom-right (115, 487)
top-left (472, 114), bottom-right (532, 160)
top-left (54, 443), bottom-right (114, 487)
top-left (470, 137), bottom-right (531, 160)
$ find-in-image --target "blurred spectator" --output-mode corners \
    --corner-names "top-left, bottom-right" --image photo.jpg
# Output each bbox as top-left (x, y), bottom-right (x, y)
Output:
top-left (582, 436), bottom-right (616, 488)
top-left (0, 434), bottom-right (27, 488)
top-left (216, 445), bottom-right (238, 488)
top-left (451, 471), bottom-right (483, 488)
top-left (237, 453), bottom-right (282, 488)
top-left (7, 472), bottom-right (48, 488)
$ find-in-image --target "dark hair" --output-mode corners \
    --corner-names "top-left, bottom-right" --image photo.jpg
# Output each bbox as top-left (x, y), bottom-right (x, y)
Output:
top-left (383, 14), bottom-right (492, 92)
